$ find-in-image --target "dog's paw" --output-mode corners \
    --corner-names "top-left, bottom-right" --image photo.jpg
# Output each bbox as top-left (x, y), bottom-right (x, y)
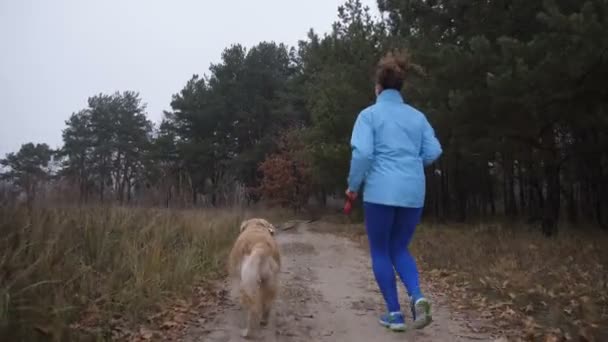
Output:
top-left (241, 328), bottom-right (251, 338)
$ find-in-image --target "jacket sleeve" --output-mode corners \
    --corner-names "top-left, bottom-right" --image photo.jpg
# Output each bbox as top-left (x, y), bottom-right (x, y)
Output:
top-left (420, 117), bottom-right (442, 166)
top-left (347, 110), bottom-right (374, 192)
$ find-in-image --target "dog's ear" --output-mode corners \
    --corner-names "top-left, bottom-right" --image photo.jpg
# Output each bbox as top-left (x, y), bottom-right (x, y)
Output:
top-left (259, 219), bottom-right (276, 236)
top-left (239, 220), bottom-right (250, 232)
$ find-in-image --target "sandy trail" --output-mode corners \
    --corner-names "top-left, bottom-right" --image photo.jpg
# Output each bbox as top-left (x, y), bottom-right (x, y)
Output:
top-left (185, 223), bottom-right (491, 342)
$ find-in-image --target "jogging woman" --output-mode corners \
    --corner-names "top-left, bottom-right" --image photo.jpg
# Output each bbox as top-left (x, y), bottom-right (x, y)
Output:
top-left (346, 50), bottom-right (442, 332)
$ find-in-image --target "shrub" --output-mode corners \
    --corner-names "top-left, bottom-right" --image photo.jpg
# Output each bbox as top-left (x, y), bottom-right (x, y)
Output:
top-left (258, 129), bottom-right (312, 211)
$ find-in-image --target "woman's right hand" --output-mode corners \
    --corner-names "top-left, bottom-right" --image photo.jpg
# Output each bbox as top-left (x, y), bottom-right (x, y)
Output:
top-left (343, 190), bottom-right (358, 215)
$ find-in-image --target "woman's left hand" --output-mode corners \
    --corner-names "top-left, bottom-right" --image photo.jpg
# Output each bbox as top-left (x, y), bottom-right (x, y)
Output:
top-left (345, 190), bottom-right (358, 201)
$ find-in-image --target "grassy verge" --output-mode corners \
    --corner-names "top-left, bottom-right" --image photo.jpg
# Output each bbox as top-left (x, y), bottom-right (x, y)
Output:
top-left (415, 223), bottom-right (608, 341)
top-left (0, 206), bottom-right (245, 341)
top-left (312, 217), bottom-right (608, 341)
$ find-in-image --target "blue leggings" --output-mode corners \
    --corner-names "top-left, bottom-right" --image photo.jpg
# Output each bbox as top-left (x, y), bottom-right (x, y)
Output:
top-left (364, 202), bottom-right (423, 313)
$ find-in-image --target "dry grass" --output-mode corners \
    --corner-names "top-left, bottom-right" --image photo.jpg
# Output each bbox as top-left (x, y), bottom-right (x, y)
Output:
top-left (414, 223), bottom-right (608, 341)
top-left (0, 206), bottom-right (247, 341)
top-left (312, 217), bottom-right (608, 341)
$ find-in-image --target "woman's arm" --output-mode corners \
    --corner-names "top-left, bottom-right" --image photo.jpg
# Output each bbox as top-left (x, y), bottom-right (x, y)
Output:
top-left (347, 109), bottom-right (374, 192)
top-left (420, 117), bottom-right (442, 166)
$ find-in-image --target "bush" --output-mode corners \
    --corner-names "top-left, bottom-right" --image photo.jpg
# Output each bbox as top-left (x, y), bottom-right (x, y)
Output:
top-left (258, 129), bottom-right (312, 211)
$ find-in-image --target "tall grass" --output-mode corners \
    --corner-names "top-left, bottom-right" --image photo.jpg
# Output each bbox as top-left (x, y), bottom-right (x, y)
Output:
top-left (0, 206), bottom-right (244, 341)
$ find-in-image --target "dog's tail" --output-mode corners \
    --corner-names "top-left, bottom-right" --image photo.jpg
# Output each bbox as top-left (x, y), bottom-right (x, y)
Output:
top-left (240, 245), bottom-right (279, 299)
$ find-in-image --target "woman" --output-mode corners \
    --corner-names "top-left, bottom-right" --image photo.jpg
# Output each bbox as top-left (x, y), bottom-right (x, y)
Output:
top-left (346, 50), bottom-right (442, 332)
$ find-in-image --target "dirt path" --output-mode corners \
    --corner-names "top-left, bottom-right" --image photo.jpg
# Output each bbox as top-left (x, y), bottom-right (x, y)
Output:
top-left (185, 223), bottom-right (491, 342)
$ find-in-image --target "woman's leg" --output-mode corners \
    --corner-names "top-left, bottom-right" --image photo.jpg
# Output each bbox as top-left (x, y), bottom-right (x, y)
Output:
top-left (363, 202), bottom-right (400, 313)
top-left (389, 207), bottom-right (424, 302)
top-left (390, 207), bottom-right (432, 328)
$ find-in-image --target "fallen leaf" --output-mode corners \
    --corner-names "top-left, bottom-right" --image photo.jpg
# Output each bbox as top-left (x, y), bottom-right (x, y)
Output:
top-left (161, 321), bottom-right (178, 329)
top-left (139, 327), bottom-right (154, 340)
top-left (34, 325), bottom-right (51, 336)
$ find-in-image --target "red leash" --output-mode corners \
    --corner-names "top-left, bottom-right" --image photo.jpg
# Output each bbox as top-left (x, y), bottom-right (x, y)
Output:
top-left (343, 192), bottom-right (357, 215)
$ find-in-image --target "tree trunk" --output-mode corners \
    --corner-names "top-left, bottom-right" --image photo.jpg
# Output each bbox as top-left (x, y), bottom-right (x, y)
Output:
top-left (596, 162), bottom-right (606, 228)
top-left (541, 128), bottom-right (560, 236)
top-left (518, 160), bottom-right (526, 213)
top-left (502, 153), bottom-right (517, 216)
top-left (566, 182), bottom-right (578, 223)
top-left (542, 162), bottom-right (560, 236)
top-left (440, 160), bottom-right (450, 219)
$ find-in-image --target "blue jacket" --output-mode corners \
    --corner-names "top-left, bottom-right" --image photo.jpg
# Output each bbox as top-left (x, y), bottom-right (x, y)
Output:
top-left (347, 89), bottom-right (442, 208)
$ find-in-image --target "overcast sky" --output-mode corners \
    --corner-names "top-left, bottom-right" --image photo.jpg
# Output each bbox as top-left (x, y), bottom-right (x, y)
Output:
top-left (0, 0), bottom-right (378, 157)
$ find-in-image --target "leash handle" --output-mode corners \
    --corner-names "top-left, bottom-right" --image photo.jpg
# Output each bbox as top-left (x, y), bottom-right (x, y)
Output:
top-left (343, 192), bottom-right (357, 215)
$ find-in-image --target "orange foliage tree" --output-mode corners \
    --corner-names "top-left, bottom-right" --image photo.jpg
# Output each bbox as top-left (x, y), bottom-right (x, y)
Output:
top-left (257, 129), bottom-right (312, 211)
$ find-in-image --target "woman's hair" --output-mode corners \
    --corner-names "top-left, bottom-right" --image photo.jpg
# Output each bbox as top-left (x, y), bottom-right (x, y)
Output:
top-left (375, 49), bottom-right (411, 91)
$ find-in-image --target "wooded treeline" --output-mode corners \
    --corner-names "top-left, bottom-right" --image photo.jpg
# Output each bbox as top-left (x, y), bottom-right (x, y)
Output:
top-left (2, 0), bottom-right (607, 231)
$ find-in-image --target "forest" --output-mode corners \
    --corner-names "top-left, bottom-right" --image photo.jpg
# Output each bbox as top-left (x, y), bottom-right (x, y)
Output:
top-left (2, 0), bottom-right (607, 233)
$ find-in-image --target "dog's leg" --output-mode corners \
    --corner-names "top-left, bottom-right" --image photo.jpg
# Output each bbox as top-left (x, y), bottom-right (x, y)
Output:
top-left (261, 301), bottom-right (271, 326)
top-left (241, 309), bottom-right (255, 338)
top-left (260, 284), bottom-right (277, 327)
top-left (242, 299), bottom-right (261, 338)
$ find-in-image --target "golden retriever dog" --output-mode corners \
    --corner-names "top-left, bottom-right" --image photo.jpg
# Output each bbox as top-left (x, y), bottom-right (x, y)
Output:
top-left (228, 218), bottom-right (281, 338)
